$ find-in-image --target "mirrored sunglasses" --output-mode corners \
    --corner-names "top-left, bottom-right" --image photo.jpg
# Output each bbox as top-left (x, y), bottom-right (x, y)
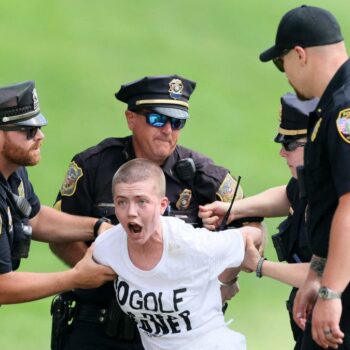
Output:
top-left (139, 112), bottom-right (186, 130)
top-left (282, 141), bottom-right (306, 152)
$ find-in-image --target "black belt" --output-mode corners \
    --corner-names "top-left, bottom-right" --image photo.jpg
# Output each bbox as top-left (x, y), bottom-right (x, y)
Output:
top-left (76, 303), bottom-right (109, 324)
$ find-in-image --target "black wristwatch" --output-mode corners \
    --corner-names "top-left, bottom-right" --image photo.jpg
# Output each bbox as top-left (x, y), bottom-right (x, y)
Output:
top-left (93, 217), bottom-right (111, 239)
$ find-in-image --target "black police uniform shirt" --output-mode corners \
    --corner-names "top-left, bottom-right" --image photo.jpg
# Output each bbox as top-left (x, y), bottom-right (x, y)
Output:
top-left (0, 167), bottom-right (40, 273)
top-left (55, 136), bottom-right (236, 304)
top-left (276, 177), bottom-right (311, 264)
top-left (305, 58), bottom-right (350, 258)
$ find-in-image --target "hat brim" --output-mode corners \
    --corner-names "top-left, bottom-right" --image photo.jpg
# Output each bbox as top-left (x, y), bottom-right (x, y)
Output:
top-left (150, 106), bottom-right (189, 119)
top-left (15, 112), bottom-right (48, 127)
top-left (259, 46), bottom-right (285, 62)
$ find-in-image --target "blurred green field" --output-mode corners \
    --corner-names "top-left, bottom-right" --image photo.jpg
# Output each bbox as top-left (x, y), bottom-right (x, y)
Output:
top-left (0, 0), bottom-right (349, 349)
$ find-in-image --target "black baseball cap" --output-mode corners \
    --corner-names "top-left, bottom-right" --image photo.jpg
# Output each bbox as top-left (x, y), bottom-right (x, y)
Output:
top-left (115, 75), bottom-right (196, 119)
top-left (274, 92), bottom-right (319, 143)
top-left (0, 80), bottom-right (47, 127)
top-left (260, 5), bottom-right (343, 62)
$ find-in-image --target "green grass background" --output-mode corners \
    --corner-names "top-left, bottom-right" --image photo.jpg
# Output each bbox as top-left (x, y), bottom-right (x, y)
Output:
top-left (0, 0), bottom-right (349, 349)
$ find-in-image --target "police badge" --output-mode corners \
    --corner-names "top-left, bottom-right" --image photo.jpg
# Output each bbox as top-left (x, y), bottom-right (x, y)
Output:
top-left (176, 189), bottom-right (192, 210)
top-left (336, 108), bottom-right (350, 144)
top-left (168, 79), bottom-right (184, 100)
top-left (33, 88), bottom-right (39, 111)
top-left (60, 161), bottom-right (83, 196)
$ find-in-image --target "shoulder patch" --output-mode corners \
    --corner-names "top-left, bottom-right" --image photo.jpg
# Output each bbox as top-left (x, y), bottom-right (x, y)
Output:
top-left (60, 161), bottom-right (83, 196)
top-left (336, 108), bottom-right (350, 144)
top-left (311, 118), bottom-right (322, 142)
top-left (216, 173), bottom-right (243, 202)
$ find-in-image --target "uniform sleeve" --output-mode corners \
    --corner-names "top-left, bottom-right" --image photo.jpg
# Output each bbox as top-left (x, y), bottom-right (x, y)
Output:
top-left (0, 212), bottom-right (13, 274)
top-left (328, 106), bottom-right (350, 196)
top-left (55, 154), bottom-right (94, 216)
top-left (190, 150), bottom-right (243, 203)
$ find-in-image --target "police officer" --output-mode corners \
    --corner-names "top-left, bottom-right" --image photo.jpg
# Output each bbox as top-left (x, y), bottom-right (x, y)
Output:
top-left (260, 5), bottom-right (350, 349)
top-left (200, 92), bottom-right (318, 349)
top-left (0, 80), bottom-right (115, 305)
top-left (49, 74), bottom-right (246, 350)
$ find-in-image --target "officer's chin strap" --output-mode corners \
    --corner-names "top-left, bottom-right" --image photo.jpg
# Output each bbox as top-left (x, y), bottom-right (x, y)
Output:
top-left (216, 176), bottom-right (241, 232)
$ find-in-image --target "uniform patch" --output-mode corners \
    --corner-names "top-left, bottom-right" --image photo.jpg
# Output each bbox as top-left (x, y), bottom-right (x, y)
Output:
top-left (336, 108), bottom-right (350, 144)
top-left (176, 189), bottom-right (192, 209)
top-left (60, 161), bottom-right (83, 196)
top-left (311, 118), bottom-right (322, 142)
top-left (216, 173), bottom-right (243, 202)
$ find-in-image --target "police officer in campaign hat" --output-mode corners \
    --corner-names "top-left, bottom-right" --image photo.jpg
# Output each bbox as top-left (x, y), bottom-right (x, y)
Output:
top-left (260, 5), bottom-right (350, 349)
top-left (0, 80), bottom-right (115, 306)
top-left (49, 74), bottom-right (253, 350)
top-left (200, 92), bottom-right (318, 349)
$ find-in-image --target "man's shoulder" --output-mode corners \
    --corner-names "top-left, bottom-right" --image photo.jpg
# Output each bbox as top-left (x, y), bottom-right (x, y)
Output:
top-left (74, 136), bottom-right (131, 163)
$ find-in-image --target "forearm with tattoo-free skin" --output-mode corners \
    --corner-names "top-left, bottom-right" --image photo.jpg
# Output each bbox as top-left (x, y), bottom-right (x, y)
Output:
top-left (229, 185), bottom-right (290, 221)
top-left (0, 246), bottom-right (116, 304)
top-left (29, 206), bottom-right (97, 242)
top-left (199, 186), bottom-right (289, 230)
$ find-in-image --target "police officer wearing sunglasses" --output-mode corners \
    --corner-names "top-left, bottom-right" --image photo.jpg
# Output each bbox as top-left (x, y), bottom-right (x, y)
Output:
top-left (200, 93), bottom-right (318, 349)
top-left (260, 5), bottom-right (350, 349)
top-left (49, 74), bottom-right (249, 350)
top-left (0, 80), bottom-right (116, 306)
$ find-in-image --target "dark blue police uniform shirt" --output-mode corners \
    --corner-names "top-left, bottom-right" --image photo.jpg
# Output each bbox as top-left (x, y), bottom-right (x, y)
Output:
top-left (0, 167), bottom-right (40, 273)
top-left (305, 58), bottom-right (350, 257)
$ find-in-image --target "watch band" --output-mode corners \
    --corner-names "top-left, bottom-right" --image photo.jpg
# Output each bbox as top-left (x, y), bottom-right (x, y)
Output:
top-left (93, 217), bottom-right (111, 239)
top-left (318, 286), bottom-right (342, 300)
top-left (256, 257), bottom-right (267, 278)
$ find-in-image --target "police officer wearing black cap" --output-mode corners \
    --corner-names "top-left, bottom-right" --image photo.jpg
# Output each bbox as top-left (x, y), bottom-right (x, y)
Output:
top-left (260, 5), bottom-right (350, 349)
top-left (0, 80), bottom-right (115, 306)
top-left (49, 74), bottom-right (246, 350)
top-left (200, 92), bottom-right (318, 349)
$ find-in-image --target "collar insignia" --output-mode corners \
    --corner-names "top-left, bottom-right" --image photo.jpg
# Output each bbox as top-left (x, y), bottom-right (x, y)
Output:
top-left (311, 118), bottom-right (322, 142)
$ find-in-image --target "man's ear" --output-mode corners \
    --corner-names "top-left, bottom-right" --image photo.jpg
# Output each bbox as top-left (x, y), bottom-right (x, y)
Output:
top-left (295, 46), bottom-right (307, 66)
top-left (125, 110), bottom-right (135, 131)
top-left (160, 197), bottom-right (169, 215)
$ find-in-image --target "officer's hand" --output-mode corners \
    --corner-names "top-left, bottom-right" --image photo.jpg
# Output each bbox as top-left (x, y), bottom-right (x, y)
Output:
top-left (199, 202), bottom-right (231, 230)
top-left (71, 244), bottom-right (116, 289)
top-left (221, 281), bottom-right (240, 303)
top-left (241, 236), bottom-right (261, 273)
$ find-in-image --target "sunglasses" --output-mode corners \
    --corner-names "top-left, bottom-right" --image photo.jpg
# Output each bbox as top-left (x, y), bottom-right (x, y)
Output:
top-left (282, 141), bottom-right (306, 152)
top-left (273, 49), bottom-right (292, 72)
top-left (138, 112), bottom-right (186, 130)
top-left (0, 126), bottom-right (42, 140)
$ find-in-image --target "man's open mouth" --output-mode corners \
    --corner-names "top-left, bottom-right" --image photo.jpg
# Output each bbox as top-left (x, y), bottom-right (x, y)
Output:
top-left (128, 222), bottom-right (142, 233)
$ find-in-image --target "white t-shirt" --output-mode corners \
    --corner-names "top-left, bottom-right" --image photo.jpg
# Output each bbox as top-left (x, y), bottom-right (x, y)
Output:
top-left (94, 216), bottom-right (246, 350)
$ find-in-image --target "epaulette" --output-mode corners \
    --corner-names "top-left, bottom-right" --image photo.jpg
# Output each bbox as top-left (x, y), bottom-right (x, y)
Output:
top-left (75, 136), bottom-right (131, 162)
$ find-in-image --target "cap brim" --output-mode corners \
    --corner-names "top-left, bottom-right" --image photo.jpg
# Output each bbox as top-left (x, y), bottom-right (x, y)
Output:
top-left (15, 112), bottom-right (48, 127)
top-left (151, 106), bottom-right (189, 119)
top-left (259, 46), bottom-right (284, 62)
